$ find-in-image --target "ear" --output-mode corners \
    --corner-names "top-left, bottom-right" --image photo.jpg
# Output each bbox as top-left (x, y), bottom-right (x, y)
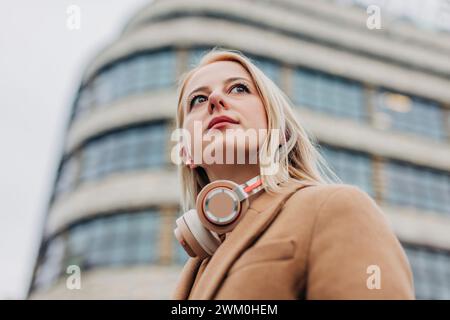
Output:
top-left (181, 145), bottom-right (198, 169)
top-left (180, 145), bottom-right (189, 165)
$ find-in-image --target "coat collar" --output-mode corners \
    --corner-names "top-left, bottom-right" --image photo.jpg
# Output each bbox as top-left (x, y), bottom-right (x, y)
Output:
top-left (172, 181), bottom-right (315, 300)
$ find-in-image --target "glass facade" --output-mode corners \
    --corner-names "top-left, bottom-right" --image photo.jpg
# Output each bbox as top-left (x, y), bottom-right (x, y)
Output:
top-left (54, 157), bottom-right (78, 196)
top-left (320, 145), bottom-right (374, 197)
top-left (80, 122), bottom-right (167, 181)
top-left (291, 70), bottom-right (447, 142)
top-left (293, 68), bottom-right (366, 121)
top-left (33, 209), bottom-right (164, 291)
top-left (384, 160), bottom-right (450, 216)
top-left (404, 243), bottom-right (450, 299)
top-left (54, 121), bottom-right (168, 198)
top-left (374, 90), bottom-right (447, 141)
top-left (72, 49), bottom-right (176, 121)
top-left (188, 47), bottom-right (210, 68)
top-left (246, 53), bottom-right (281, 86)
top-left (319, 145), bottom-right (450, 216)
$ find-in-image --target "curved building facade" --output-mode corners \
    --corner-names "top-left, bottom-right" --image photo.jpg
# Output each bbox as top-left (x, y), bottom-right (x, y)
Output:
top-left (29, 0), bottom-right (450, 299)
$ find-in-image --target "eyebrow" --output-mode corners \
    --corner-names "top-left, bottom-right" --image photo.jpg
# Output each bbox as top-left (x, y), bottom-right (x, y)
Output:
top-left (186, 76), bottom-right (252, 102)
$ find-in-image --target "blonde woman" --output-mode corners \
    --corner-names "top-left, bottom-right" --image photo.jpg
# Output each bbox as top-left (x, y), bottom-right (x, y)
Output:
top-left (172, 48), bottom-right (414, 300)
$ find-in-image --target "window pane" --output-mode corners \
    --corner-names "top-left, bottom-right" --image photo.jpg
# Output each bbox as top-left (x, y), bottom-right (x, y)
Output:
top-left (374, 90), bottom-right (447, 141)
top-left (293, 68), bottom-right (366, 121)
top-left (79, 121), bottom-right (167, 183)
top-left (403, 244), bottom-right (450, 299)
top-left (33, 235), bottom-right (66, 291)
top-left (384, 160), bottom-right (450, 216)
top-left (71, 49), bottom-right (176, 122)
top-left (320, 144), bottom-right (374, 196)
top-left (34, 209), bottom-right (162, 289)
top-left (246, 53), bottom-right (281, 86)
top-left (55, 158), bottom-right (78, 196)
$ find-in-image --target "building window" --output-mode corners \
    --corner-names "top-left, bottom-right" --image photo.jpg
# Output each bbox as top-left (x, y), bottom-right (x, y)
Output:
top-left (52, 121), bottom-right (168, 199)
top-left (72, 49), bottom-right (176, 120)
top-left (33, 236), bottom-right (66, 291)
top-left (188, 47), bottom-right (213, 68)
top-left (80, 121), bottom-right (167, 182)
top-left (403, 244), bottom-right (450, 299)
top-left (374, 90), bottom-right (447, 141)
top-left (73, 86), bottom-right (93, 119)
top-left (33, 209), bottom-right (161, 291)
top-left (246, 53), bottom-right (281, 86)
top-left (90, 70), bottom-right (114, 108)
top-left (320, 145), bottom-right (374, 196)
top-left (384, 160), bottom-right (450, 215)
top-left (54, 157), bottom-right (78, 196)
top-left (293, 68), bottom-right (366, 121)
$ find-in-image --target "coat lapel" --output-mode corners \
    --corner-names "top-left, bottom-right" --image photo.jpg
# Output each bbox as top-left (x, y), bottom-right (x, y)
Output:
top-left (189, 182), bottom-right (314, 299)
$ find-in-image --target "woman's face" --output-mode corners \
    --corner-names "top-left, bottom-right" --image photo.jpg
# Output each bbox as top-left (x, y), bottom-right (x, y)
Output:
top-left (182, 61), bottom-right (268, 166)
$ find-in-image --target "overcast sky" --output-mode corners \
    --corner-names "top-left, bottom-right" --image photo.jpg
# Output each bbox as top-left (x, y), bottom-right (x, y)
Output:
top-left (0, 0), bottom-right (150, 300)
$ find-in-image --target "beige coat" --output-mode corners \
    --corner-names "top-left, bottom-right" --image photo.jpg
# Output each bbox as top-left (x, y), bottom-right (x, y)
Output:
top-left (172, 183), bottom-right (415, 300)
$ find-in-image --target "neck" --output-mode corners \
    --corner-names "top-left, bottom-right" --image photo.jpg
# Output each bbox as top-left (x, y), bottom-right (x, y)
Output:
top-left (204, 163), bottom-right (261, 185)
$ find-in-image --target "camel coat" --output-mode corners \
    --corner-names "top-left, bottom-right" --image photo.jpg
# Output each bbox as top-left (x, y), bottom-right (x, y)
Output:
top-left (172, 182), bottom-right (415, 300)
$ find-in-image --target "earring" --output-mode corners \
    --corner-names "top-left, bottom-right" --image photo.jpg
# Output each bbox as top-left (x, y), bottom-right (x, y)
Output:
top-left (187, 156), bottom-right (197, 169)
top-left (186, 158), bottom-right (196, 169)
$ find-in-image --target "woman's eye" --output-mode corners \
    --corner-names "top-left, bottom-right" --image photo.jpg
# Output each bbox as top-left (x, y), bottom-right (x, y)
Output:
top-left (230, 83), bottom-right (250, 94)
top-left (190, 95), bottom-right (207, 108)
top-left (189, 83), bottom-right (249, 110)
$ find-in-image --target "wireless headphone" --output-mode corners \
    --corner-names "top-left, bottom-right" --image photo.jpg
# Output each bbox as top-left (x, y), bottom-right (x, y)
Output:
top-left (174, 175), bottom-right (265, 259)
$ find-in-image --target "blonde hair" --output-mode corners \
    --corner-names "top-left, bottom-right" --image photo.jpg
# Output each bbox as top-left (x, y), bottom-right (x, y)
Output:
top-left (176, 47), bottom-right (340, 212)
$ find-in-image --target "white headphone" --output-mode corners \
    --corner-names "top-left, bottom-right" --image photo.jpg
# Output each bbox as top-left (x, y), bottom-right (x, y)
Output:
top-left (174, 175), bottom-right (264, 259)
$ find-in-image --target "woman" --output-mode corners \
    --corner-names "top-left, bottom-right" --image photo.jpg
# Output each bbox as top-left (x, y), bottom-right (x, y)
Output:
top-left (172, 48), bottom-right (414, 299)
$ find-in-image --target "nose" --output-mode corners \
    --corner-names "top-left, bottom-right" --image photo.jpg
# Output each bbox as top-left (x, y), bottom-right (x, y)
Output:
top-left (208, 91), bottom-right (229, 114)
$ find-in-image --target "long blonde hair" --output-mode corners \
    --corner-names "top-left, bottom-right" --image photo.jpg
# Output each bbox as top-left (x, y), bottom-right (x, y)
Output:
top-left (176, 47), bottom-right (339, 212)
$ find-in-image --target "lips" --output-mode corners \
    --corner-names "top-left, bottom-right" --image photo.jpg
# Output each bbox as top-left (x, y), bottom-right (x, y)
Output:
top-left (207, 115), bottom-right (239, 130)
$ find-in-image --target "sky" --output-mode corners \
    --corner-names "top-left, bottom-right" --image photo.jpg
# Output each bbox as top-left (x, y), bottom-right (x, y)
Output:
top-left (0, 0), bottom-right (150, 300)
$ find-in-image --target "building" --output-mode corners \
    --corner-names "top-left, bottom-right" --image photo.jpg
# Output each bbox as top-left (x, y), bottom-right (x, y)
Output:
top-left (29, 0), bottom-right (450, 299)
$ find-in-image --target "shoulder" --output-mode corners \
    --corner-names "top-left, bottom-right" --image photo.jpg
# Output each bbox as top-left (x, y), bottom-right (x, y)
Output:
top-left (287, 184), bottom-right (415, 299)
top-left (282, 183), bottom-right (390, 231)
top-left (284, 183), bottom-right (376, 211)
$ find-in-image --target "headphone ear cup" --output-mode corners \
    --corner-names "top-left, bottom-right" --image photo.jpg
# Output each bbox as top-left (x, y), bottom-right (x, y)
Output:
top-left (175, 209), bottom-right (222, 259)
top-left (196, 180), bottom-right (249, 234)
top-left (176, 216), bottom-right (208, 259)
top-left (185, 209), bottom-right (222, 256)
top-left (174, 225), bottom-right (196, 257)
